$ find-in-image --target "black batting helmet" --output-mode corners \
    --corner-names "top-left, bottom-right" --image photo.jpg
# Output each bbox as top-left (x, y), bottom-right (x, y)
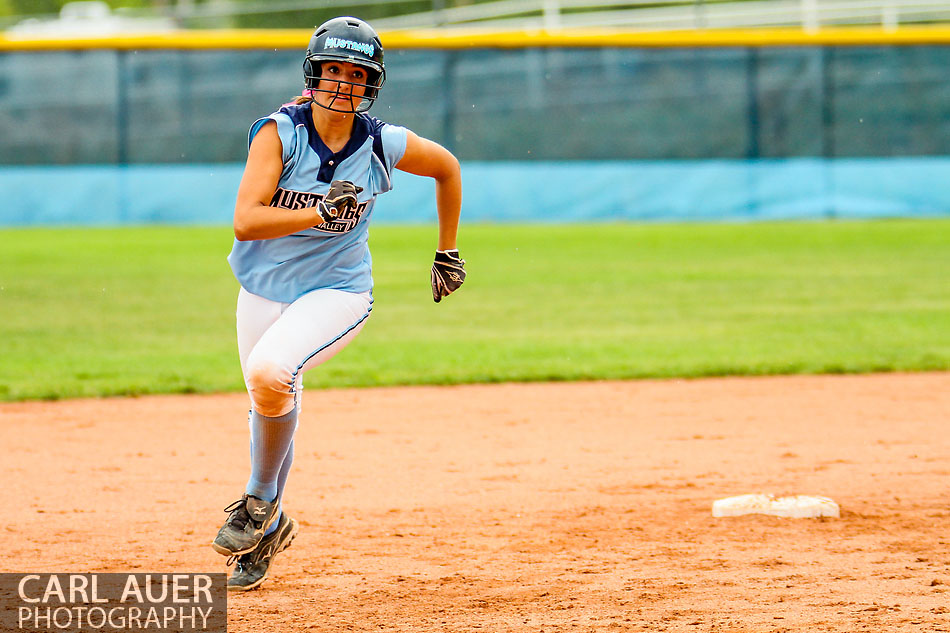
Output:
top-left (303, 17), bottom-right (385, 113)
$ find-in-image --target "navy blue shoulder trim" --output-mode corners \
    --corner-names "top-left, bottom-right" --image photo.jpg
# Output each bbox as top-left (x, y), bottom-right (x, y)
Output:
top-left (277, 102), bottom-right (311, 125)
top-left (273, 106), bottom-right (391, 183)
top-left (363, 114), bottom-right (389, 176)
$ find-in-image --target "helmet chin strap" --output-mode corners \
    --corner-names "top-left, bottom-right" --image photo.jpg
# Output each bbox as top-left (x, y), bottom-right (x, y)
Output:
top-left (304, 72), bottom-right (377, 113)
top-left (311, 94), bottom-right (362, 114)
top-left (308, 88), bottom-right (372, 113)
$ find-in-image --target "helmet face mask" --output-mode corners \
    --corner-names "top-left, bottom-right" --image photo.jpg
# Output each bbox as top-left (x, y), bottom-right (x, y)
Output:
top-left (303, 17), bottom-right (385, 113)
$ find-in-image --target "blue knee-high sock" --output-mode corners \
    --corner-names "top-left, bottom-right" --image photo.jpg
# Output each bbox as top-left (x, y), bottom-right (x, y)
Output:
top-left (276, 439), bottom-right (294, 499)
top-left (245, 408), bottom-right (297, 503)
top-left (261, 441), bottom-right (294, 538)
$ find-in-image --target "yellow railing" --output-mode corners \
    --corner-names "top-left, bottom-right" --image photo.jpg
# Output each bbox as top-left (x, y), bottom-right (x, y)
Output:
top-left (1, 24), bottom-right (949, 51)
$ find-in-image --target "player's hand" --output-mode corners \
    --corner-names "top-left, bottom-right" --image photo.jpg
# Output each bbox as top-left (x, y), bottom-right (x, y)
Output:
top-left (315, 180), bottom-right (363, 223)
top-left (431, 249), bottom-right (466, 303)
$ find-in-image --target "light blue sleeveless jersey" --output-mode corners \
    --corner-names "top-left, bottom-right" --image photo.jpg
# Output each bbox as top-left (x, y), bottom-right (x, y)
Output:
top-left (228, 103), bottom-right (408, 303)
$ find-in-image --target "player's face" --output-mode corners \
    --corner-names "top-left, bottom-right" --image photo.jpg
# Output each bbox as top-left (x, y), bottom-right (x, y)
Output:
top-left (315, 61), bottom-right (369, 113)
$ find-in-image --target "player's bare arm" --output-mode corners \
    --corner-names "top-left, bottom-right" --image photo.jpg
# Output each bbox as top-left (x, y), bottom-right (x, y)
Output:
top-left (233, 122), bottom-right (355, 241)
top-left (395, 130), bottom-right (461, 251)
top-left (395, 130), bottom-right (466, 302)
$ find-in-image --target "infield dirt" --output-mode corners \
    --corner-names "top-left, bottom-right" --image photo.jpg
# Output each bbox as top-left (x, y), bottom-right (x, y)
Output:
top-left (5, 373), bottom-right (949, 632)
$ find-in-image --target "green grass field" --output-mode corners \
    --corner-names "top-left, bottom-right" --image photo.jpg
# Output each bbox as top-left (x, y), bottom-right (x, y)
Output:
top-left (0, 219), bottom-right (947, 401)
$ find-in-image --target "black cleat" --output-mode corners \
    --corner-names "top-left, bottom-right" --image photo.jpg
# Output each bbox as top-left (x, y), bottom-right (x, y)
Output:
top-left (211, 493), bottom-right (281, 556)
top-left (227, 513), bottom-right (298, 592)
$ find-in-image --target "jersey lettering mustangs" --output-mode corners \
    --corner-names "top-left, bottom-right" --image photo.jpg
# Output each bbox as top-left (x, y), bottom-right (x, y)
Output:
top-left (270, 187), bottom-right (369, 234)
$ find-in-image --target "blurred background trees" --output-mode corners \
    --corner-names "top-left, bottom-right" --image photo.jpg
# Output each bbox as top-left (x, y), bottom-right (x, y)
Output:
top-left (0, 0), bottom-right (465, 29)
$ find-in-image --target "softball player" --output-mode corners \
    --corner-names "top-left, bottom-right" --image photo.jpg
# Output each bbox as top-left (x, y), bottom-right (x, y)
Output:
top-left (211, 16), bottom-right (466, 591)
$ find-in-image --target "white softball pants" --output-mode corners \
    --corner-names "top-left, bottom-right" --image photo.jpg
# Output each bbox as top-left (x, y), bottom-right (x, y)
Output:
top-left (236, 287), bottom-right (373, 417)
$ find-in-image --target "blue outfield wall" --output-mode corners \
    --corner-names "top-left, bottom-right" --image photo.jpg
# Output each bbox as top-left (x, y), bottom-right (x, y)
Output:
top-left (1, 158), bottom-right (949, 226)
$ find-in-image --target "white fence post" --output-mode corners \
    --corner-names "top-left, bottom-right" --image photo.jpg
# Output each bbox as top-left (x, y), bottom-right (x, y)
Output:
top-left (882, 4), bottom-right (899, 30)
top-left (543, 0), bottom-right (561, 30)
top-left (801, 0), bottom-right (820, 32)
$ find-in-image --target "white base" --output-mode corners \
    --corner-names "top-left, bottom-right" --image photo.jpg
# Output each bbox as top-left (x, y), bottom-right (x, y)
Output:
top-left (712, 494), bottom-right (840, 518)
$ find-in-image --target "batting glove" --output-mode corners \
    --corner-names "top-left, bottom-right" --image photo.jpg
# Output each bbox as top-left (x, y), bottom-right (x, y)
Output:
top-left (315, 180), bottom-right (363, 224)
top-left (431, 249), bottom-right (466, 303)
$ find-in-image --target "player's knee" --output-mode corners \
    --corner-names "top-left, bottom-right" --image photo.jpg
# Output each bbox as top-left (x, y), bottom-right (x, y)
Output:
top-left (245, 359), bottom-right (294, 417)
